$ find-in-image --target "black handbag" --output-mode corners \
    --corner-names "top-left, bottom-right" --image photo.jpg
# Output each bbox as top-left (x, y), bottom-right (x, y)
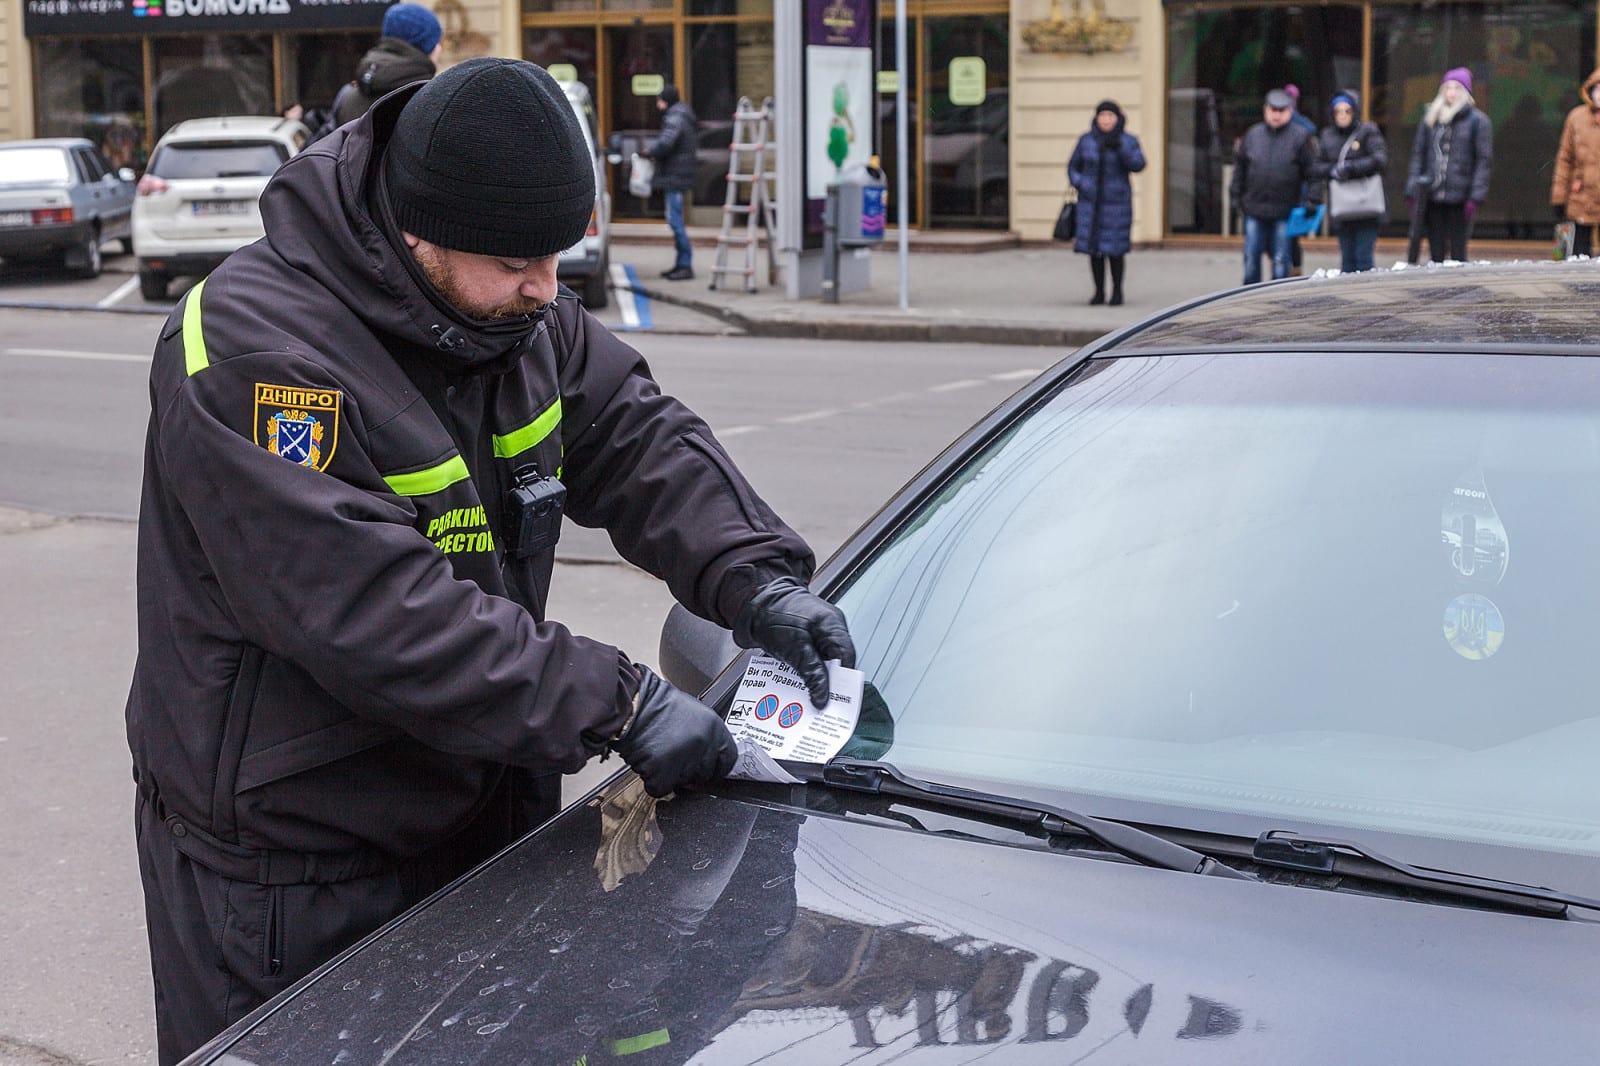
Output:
top-left (1053, 199), bottom-right (1077, 242)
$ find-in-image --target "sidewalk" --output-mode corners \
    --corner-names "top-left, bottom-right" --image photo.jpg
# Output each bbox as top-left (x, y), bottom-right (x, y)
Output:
top-left (610, 224), bottom-right (1552, 347)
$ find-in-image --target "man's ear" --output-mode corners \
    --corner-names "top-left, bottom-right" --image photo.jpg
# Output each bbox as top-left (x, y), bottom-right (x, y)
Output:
top-left (401, 230), bottom-right (421, 250)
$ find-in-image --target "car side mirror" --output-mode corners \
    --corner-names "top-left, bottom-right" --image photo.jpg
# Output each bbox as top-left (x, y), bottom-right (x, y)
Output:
top-left (117, 167), bottom-right (136, 182)
top-left (658, 603), bottom-right (739, 698)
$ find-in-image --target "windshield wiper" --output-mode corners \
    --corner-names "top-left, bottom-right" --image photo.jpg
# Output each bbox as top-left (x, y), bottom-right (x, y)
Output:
top-left (814, 758), bottom-right (1254, 880)
top-left (1251, 830), bottom-right (1600, 918)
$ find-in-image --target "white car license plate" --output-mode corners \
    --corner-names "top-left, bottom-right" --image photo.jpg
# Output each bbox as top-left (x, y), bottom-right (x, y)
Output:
top-left (0, 211), bottom-right (31, 227)
top-left (191, 200), bottom-right (249, 217)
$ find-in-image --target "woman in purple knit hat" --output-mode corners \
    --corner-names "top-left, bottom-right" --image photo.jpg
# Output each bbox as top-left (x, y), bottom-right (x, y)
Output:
top-left (1405, 66), bottom-right (1493, 263)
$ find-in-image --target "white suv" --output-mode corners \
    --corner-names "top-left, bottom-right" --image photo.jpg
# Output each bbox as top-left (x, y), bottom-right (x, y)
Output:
top-left (133, 116), bottom-right (308, 301)
top-left (555, 80), bottom-right (611, 309)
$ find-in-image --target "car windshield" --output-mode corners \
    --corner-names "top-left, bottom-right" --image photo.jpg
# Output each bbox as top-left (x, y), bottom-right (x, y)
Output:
top-left (0, 147), bottom-right (70, 185)
top-left (149, 140), bottom-right (287, 180)
top-left (833, 352), bottom-right (1600, 880)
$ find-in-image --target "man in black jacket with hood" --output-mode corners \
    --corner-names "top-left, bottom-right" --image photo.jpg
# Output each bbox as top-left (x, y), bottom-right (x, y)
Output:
top-left (644, 84), bottom-right (699, 279)
top-left (314, 1), bottom-right (442, 139)
top-left (127, 58), bottom-right (854, 1063)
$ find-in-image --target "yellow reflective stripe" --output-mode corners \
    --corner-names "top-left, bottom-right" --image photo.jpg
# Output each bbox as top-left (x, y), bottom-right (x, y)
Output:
top-left (492, 397), bottom-right (562, 460)
top-left (610, 1030), bottom-right (670, 1056)
top-left (182, 277), bottom-right (209, 376)
top-left (383, 455), bottom-right (470, 497)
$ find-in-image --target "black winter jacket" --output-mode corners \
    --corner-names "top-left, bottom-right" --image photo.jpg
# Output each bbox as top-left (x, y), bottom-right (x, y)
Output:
top-left (647, 102), bottom-right (699, 192)
top-left (1406, 106), bottom-right (1492, 206)
top-left (126, 84), bottom-right (812, 871)
top-left (324, 38), bottom-right (436, 132)
top-left (1230, 121), bottom-right (1320, 221)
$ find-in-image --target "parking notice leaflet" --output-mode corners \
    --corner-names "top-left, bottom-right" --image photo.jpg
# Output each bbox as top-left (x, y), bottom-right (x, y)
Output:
top-left (726, 654), bottom-right (864, 782)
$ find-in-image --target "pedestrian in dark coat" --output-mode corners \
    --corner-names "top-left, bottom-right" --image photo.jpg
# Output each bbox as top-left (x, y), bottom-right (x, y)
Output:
top-left (645, 85), bottom-right (699, 279)
top-left (1231, 88), bottom-right (1321, 284)
top-left (1313, 90), bottom-right (1388, 272)
top-left (311, 2), bottom-right (441, 142)
top-left (126, 59), bottom-right (854, 1063)
top-left (1068, 100), bottom-right (1146, 305)
top-left (1406, 66), bottom-right (1493, 262)
top-left (1551, 66), bottom-right (1600, 256)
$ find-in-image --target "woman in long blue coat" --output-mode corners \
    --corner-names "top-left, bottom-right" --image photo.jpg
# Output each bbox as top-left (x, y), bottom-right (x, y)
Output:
top-left (1068, 100), bottom-right (1147, 305)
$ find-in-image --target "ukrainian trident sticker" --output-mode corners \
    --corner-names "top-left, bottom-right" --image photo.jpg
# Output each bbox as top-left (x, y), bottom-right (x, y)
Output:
top-left (254, 383), bottom-right (341, 472)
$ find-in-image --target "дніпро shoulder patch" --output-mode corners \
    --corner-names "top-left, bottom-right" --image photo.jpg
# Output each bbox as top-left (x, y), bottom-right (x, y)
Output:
top-left (254, 383), bottom-right (341, 472)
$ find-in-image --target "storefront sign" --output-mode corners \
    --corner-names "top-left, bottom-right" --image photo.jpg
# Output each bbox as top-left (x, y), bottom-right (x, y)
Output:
top-left (547, 63), bottom-right (578, 83)
top-left (948, 56), bottom-right (986, 105)
top-left (631, 74), bottom-right (665, 96)
top-left (876, 69), bottom-right (899, 93)
top-left (25, 0), bottom-right (390, 37)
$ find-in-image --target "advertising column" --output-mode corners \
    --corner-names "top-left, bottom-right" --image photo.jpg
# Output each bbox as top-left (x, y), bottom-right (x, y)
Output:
top-left (774, 0), bottom-right (876, 298)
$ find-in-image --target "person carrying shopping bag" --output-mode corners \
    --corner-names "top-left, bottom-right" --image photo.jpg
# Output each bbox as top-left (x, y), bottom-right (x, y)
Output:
top-left (1315, 90), bottom-right (1389, 273)
top-left (1067, 100), bottom-right (1146, 305)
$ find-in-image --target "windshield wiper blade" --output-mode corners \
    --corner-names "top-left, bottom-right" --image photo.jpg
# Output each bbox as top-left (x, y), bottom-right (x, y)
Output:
top-left (1253, 830), bottom-right (1600, 916)
top-left (817, 758), bottom-right (1254, 880)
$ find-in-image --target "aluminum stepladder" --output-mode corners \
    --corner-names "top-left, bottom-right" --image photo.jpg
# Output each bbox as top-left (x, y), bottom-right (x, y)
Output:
top-left (709, 96), bottom-right (778, 292)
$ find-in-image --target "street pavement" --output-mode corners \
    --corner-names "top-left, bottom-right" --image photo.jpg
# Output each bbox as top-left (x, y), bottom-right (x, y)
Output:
top-left (1, 229), bottom-right (1559, 349)
top-left (605, 224), bottom-right (1556, 346)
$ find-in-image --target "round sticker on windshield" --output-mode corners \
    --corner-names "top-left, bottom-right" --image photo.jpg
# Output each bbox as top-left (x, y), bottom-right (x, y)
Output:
top-left (1442, 593), bottom-right (1505, 661)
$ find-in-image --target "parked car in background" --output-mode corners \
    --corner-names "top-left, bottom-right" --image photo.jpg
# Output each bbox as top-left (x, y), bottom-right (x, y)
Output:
top-left (0, 138), bottom-right (134, 278)
top-left (556, 79), bottom-right (611, 309)
top-left (185, 262), bottom-right (1600, 1065)
top-left (132, 116), bottom-right (308, 301)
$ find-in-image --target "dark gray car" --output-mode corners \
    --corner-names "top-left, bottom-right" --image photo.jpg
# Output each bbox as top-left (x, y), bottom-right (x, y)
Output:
top-left (0, 138), bottom-right (134, 278)
top-left (183, 261), bottom-right (1600, 1065)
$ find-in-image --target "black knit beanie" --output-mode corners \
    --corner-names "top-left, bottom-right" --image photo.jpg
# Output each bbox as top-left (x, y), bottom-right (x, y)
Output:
top-left (382, 58), bottom-right (595, 258)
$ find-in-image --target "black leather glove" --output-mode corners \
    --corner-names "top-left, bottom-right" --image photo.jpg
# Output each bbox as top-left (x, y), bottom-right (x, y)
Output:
top-left (611, 665), bottom-right (737, 798)
top-left (733, 576), bottom-right (856, 707)
top-left (1555, 203), bottom-right (1568, 221)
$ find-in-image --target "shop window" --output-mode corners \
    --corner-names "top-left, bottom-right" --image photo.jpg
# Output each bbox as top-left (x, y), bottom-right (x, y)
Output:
top-left (925, 14), bottom-right (1008, 229)
top-left (33, 37), bottom-right (147, 172)
top-left (151, 34), bottom-right (273, 139)
top-left (687, 0), bottom-right (773, 16)
top-left (1371, 1), bottom-right (1596, 239)
top-left (688, 22), bottom-right (776, 221)
top-left (1166, 6), bottom-right (1361, 235)
top-left (282, 31), bottom-right (375, 124)
top-left (876, 15), bottom-right (920, 227)
top-left (525, 27), bottom-right (598, 98)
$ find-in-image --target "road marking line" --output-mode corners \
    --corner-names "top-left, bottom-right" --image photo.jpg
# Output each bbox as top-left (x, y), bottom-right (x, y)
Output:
top-left (719, 425), bottom-right (764, 437)
top-left (611, 262), bottom-right (653, 330)
top-left (4, 347), bottom-right (150, 363)
top-left (991, 368), bottom-right (1045, 381)
top-left (929, 378), bottom-right (982, 392)
top-left (96, 276), bottom-right (139, 308)
top-left (610, 262), bottom-right (639, 328)
top-left (776, 408), bottom-right (840, 424)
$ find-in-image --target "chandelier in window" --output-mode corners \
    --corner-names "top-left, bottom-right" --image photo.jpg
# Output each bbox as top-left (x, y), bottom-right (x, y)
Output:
top-left (1021, 0), bottom-right (1135, 54)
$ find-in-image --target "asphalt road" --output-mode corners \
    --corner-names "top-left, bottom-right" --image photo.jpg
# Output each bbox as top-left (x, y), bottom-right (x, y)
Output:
top-left (0, 295), bottom-right (1056, 1065)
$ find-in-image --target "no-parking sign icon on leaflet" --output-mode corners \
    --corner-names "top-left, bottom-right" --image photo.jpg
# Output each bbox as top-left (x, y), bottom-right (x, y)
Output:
top-left (754, 694), bottom-right (779, 720)
top-left (778, 702), bottom-right (804, 729)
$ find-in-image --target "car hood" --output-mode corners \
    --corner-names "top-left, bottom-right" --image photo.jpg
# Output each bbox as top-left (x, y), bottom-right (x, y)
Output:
top-left (201, 778), bottom-right (1600, 1065)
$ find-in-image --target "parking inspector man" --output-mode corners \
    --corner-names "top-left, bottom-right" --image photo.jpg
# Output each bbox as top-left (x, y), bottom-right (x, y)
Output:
top-left (125, 58), bottom-right (854, 1063)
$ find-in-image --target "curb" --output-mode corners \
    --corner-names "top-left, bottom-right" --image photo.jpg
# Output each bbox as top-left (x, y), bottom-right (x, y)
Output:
top-left (623, 281), bottom-right (1100, 348)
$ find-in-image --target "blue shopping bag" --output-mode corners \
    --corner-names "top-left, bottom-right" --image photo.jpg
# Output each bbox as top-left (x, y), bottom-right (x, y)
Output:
top-left (1285, 204), bottom-right (1326, 239)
